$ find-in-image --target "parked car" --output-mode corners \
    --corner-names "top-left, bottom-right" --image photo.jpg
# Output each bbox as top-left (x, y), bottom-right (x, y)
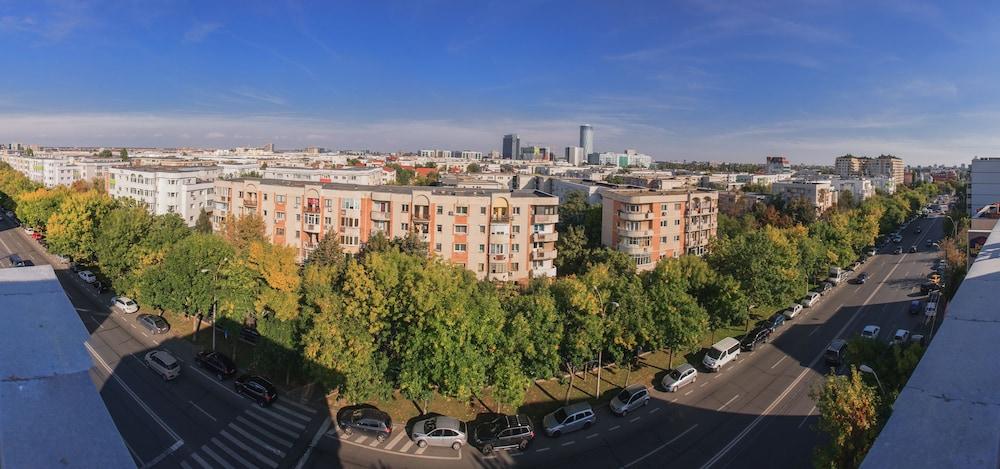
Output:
top-left (860, 325), bottom-right (881, 340)
top-left (925, 301), bottom-right (938, 318)
top-left (909, 245), bottom-right (918, 253)
top-left (338, 407), bottom-right (393, 441)
top-left (764, 313), bottom-right (786, 331)
top-left (472, 414), bottom-right (534, 453)
top-left (892, 329), bottom-right (911, 346)
top-left (893, 246), bottom-right (904, 254)
top-left (703, 337), bottom-right (741, 372)
top-left (783, 303), bottom-right (803, 319)
top-left (144, 350), bottom-right (180, 380)
top-left (111, 296), bottom-right (139, 314)
top-left (9, 254), bottom-right (24, 267)
top-left (800, 292), bottom-right (821, 308)
top-left (235, 375), bottom-right (278, 407)
top-left (920, 282), bottom-right (942, 294)
top-left (824, 339), bottom-right (848, 367)
top-left (31, 231), bottom-right (43, 241)
top-left (854, 272), bottom-right (870, 284)
top-left (194, 351), bottom-right (237, 380)
top-left (818, 281), bottom-right (834, 294)
top-left (411, 415), bottom-right (468, 449)
top-left (661, 363), bottom-right (698, 392)
top-left (741, 326), bottom-right (772, 351)
top-left (928, 272), bottom-right (941, 284)
top-left (137, 314), bottom-right (170, 334)
top-left (19, 260), bottom-right (34, 266)
top-left (78, 270), bottom-right (97, 284)
top-left (610, 384), bottom-right (650, 416)
top-left (866, 247), bottom-right (877, 256)
top-left (542, 402), bottom-right (595, 438)
top-left (23, 226), bottom-right (33, 235)
top-left (910, 300), bottom-right (923, 315)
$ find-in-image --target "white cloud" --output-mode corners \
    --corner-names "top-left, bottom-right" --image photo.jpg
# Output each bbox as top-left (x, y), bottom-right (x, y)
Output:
top-left (183, 22), bottom-right (222, 43)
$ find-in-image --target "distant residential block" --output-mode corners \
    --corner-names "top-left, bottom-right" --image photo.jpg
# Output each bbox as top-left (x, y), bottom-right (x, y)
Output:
top-left (771, 179), bottom-right (838, 213)
top-left (107, 166), bottom-right (219, 226)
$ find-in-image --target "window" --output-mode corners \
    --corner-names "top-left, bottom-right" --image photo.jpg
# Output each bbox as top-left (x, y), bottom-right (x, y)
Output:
top-left (401, 223), bottom-right (409, 231)
top-left (456, 206), bottom-right (468, 214)
top-left (675, 203), bottom-right (682, 210)
top-left (435, 243), bottom-right (442, 252)
top-left (660, 203), bottom-right (669, 211)
top-left (661, 236), bottom-right (668, 243)
top-left (306, 213), bottom-right (320, 224)
top-left (296, 214), bottom-right (301, 221)
top-left (277, 212), bottom-right (285, 220)
top-left (512, 225), bottom-right (520, 234)
top-left (455, 244), bottom-right (466, 252)
top-left (479, 225), bottom-right (486, 233)
top-left (480, 207), bottom-right (487, 215)
top-left (675, 219), bottom-right (681, 225)
top-left (512, 207), bottom-right (521, 215)
top-left (263, 193), bottom-right (268, 201)
top-left (532, 242), bottom-right (544, 249)
top-left (660, 220), bottom-right (668, 227)
top-left (276, 228), bottom-right (285, 236)
top-left (455, 225), bottom-right (467, 234)
top-left (401, 203), bottom-right (409, 213)
top-left (512, 244), bottom-right (520, 253)
top-left (478, 244), bottom-right (486, 253)
top-left (341, 198), bottom-right (359, 209)
top-left (325, 199), bottom-right (333, 208)
top-left (511, 263), bottom-right (519, 272)
top-left (674, 235), bottom-right (681, 241)
top-left (490, 244), bottom-right (506, 254)
top-left (277, 195), bottom-right (286, 203)
top-left (325, 217), bottom-right (332, 225)
top-left (295, 230), bottom-right (300, 238)
top-left (436, 206), bottom-right (443, 215)
top-left (436, 224), bottom-right (442, 233)
top-left (478, 263), bottom-right (485, 272)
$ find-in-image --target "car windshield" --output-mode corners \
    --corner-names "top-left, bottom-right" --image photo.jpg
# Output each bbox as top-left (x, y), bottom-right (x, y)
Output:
top-left (164, 360), bottom-right (179, 370)
top-left (152, 317), bottom-right (166, 326)
top-left (424, 418), bottom-right (438, 432)
top-left (552, 408), bottom-right (568, 423)
top-left (617, 389), bottom-right (633, 401)
top-left (125, 300), bottom-right (136, 306)
top-left (669, 369), bottom-right (682, 380)
top-left (707, 348), bottom-right (724, 359)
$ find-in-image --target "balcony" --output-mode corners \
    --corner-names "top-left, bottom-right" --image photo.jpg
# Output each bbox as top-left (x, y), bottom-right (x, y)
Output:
top-left (617, 243), bottom-right (651, 255)
top-left (243, 198), bottom-right (258, 207)
top-left (531, 232), bottom-right (559, 243)
top-left (412, 211), bottom-right (430, 222)
top-left (617, 227), bottom-right (653, 238)
top-left (492, 253), bottom-right (508, 262)
top-left (304, 224), bottom-right (321, 233)
top-left (304, 204), bottom-right (321, 214)
top-left (490, 223), bottom-right (510, 236)
top-left (531, 266), bottom-right (558, 278)
top-left (618, 210), bottom-right (653, 221)
top-left (530, 249), bottom-right (557, 261)
top-left (533, 213), bottom-right (558, 224)
top-left (371, 210), bottom-right (391, 221)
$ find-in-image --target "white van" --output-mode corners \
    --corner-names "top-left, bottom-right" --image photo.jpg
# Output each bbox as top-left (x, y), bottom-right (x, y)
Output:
top-left (703, 337), bottom-right (741, 372)
top-left (800, 292), bottom-right (821, 308)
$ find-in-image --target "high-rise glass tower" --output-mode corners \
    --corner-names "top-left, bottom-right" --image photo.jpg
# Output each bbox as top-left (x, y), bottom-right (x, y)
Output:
top-left (579, 125), bottom-right (594, 157)
top-left (502, 134), bottom-right (520, 159)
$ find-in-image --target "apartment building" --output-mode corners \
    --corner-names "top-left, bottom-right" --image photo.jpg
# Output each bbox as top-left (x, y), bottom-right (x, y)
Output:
top-left (107, 166), bottom-right (219, 226)
top-left (213, 178), bottom-right (560, 281)
top-left (831, 178), bottom-right (875, 202)
top-left (1, 154), bottom-right (121, 188)
top-left (589, 149), bottom-right (654, 168)
top-left (261, 166), bottom-right (386, 185)
top-left (835, 154), bottom-right (905, 186)
top-left (969, 157), bottom-right (1000, 216)
top-left (771, 180), bottom-right (838, 213)
top-left (601, 188), bottom-right (719, 271)
top-left (719, 190), bottom-right (768, 216)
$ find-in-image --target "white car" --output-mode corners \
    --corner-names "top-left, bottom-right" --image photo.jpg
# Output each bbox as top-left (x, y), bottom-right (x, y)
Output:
top-left (144, 350), bottom-right (180, 380)
top-left (661, 363), bottom-right (698, 392)
top-left (861, 325), bottom-right (881, 340)
top-left (78, 270), bottom-right (97, 284)
top-left (111, 296), bottom-right (139, 314)
top-left (23, 226), bottom-right (34, 235)
top-left (892, 329), bottom-right (911, 345)
top-left (800, 292), bottom-right (821, 308)
top-left (784, 303), bottom-right (803, 319)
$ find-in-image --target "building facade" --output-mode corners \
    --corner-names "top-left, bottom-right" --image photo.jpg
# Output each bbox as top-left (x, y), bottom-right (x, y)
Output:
top-left (835, 154), bottom-right (905, 186)
top-left (565, 146), bottom-right (586, 166)
top-left (580, 124), bottom-right (594, 157)
top-left (107, 166), bottom-right (219, 226)
top-left (261, 166), bottom-right (386, 185)
top-left (589, 149), bottom-right (654, 168)
top-left (969, 157), bottom-right (1000, 216)
top-left (502, 134), bottom-right (520, 159)
top-left (1, 154), bottom-right (121, 188)
top-left (831, 178), bottom-right (875, 203)
top-left (601, 188), bottom-right (719, 271)
top-left (765, 156), bottom-right (791, 174)
top-left (771, 180), bottom-right (838, 213)
top-left (213, 179), bottom-right (560, 281)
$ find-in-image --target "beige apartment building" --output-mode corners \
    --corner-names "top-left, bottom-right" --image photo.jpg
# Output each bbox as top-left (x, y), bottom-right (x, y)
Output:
top-left (835, 154), bottom-right (905, 186)
top-left (213, 178), bottom-right (560, 281)
top-left (771, 180), bottom-right (838, 213)
top-left (601, 188), bottom-right (719, 271)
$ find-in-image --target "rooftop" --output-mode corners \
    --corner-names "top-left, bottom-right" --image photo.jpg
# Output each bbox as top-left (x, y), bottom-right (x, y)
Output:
top-left (222, 177), bottom-right (557, 199)
top-left (862, 220), bottom-right (1000, 469)
top-left (117, 165), bottom-right (219, 173)
top-left (0, 265), bottom-right (133, 469)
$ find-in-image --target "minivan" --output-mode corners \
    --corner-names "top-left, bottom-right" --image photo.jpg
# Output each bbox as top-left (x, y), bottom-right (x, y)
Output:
top-left (543, 402), bottom-right (595, 437)
top-left (703, 337), bottom-right (741, 372)
top-left (824, 339), bottom-right (847, 367)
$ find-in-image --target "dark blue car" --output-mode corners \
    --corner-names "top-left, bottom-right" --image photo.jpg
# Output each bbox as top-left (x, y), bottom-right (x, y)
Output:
top-left (765, 313), bottom-right (786, 331)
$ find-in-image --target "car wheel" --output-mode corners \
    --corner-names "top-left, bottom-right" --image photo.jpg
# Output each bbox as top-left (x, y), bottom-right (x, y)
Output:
top-left (417, 440), bottom-right (428, 448)
top-left (621, 409), bottom-right (628, 417)
top-left (482, 444), bottom-right (494, 454)
top-left (692, 376), bottom-right (697, 383)
top-left (377, 433), bottom-right (386, 442)
top-left (584, 421), bottom-right (593, 430)
top-left (643, 399), bottom-right (649, 407)
top-left (551, 430), bottom-right (562, 438)
top-left (452, 441), bottom-right (463, 451)
top-left (518, 439), bottom-right (529, 450)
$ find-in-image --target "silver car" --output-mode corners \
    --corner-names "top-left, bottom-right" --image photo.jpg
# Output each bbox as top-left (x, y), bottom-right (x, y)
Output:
top-left (542, 402), bottom-right (595, 437)
top-left (662, 363), bottom-right (698, 392)
top-left (144, 350), bottom-right (180, 380)
top-left (610, 384), bottom-right (649, 416)
top-left (112, 296), bottom-right (139, 314)
top-left (410, 416), bottom-right (467, 450)
top-left (137, 314), bottom-right (170, 334)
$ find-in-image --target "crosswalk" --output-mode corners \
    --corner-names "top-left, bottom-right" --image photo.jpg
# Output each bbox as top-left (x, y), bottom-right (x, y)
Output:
top-left (327, 423), bottom-right (466, 458)
top-left (178, 399), bottom-right (317, 469)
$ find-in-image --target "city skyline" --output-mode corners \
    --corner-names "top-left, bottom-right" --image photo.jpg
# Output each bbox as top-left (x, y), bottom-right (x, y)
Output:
top-left (2, 1), bottom-right (999, 164)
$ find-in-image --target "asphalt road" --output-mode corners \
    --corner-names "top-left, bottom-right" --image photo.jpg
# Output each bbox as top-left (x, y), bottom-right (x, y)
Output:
top-left (0, 215), bottom-right (329, 469)
top-left (301, 213), bottom-right (945, 469)
top-left (0, 210), bottom-right (943, 469)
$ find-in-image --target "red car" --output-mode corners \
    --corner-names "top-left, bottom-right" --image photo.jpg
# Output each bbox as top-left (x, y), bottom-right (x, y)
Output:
top-left (31, 231), bottom-right (43, 241)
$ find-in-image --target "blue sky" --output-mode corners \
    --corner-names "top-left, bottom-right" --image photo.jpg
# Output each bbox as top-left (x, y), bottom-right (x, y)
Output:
top-left (1, 0), bottom-right (998, 164)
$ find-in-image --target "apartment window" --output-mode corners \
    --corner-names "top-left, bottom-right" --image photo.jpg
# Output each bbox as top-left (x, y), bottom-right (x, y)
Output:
top-left (341, 198), bottom-right (359, 209)
top-left (455, 244), bottom-right (467, 252)
top-left (479, 225), bottom-right (486, 233)
top-left (340, 217), bottom-right (359, 227)
top-left (325, 199), bottom-right (333, 208)
top-left (533, 224), bottom-right (546, 233)
top-left (401, 203), bottom-right (409, 213)
top-left (512, 225), bottom-right (520, 234)
top-left (660, 204), bottom-right (669, 211)
top-left (675, 203), bottom-right (681, 210)
top-left (340, 235), bottom-right (359, 246)
top-left (295, 197), bottom-right (301, 205)
top-left (478, 263), bottom-right (485, 272)
top-left (277, 212), bottom-right (285, 220)
top-left (435, 243), bottom-right (442, 252)
top-left (674, 235), bottom-right (681, 241)
top-left (455, 225), bottom-right (467, 234)
top-left (277, 195), bottom-right (286, 203)
top-left (512, 207), bottom-right (521, 215)
top-left (325, 217), bottom-right (332, 225)
top-left (480, 207), bottom-right (487, 215)
top-left (296, 214), bottom-right (301, 221)
top-left (478, 244), bottom-right (486, 253)
top-left (661, 236), bottom-right (668, 243)
top-left (276, 228), bottom-right (285, 236)
top-left (306, 213), bottom-right (320, 225)
top-left (675, 219), bottom-right (681, 225)
top-left (263, 210), bottom-right (268, 216)
top-left (168, 192), bottom-right (177, 197)
top-left (295, 230), bottom-right (301, 238)
top-left (532, 242), bottom-right (544, 249)
top-left (511, 263), bottom-right (519, 272)
top-left (436, 206), bottom-right (443, 215)
top-left (490, 244), bottom-right (506, 254)
top-left (263, 193), bottom-right (268, 201)
top-left (456, 206), bottom-right (468, 214)
top-left (660, 220), bottom-right (669, 227)
top-left (436, 224), bottom-right (442, 233)
top-left (511, 244), bottom-right (520, 253)
top-left (401, 223), bottom-right (409, 231)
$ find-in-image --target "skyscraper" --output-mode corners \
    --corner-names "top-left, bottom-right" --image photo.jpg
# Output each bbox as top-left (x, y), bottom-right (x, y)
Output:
top-left (579, 124), bottom-right (594, 157)
top-left (502, 134), bottom-right (520, 159)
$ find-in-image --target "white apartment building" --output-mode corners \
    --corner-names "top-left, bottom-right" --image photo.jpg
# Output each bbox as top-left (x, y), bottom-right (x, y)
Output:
top-left (261, 166), bottom-right (386, 185)
top-left (870, 176), bottom-right (897, 195)
top-left (1, 154), bottom-right (122, 188)
top-left (589, 149), bottom-right (654, 168)
top-left (107, 166), bottom-right (219, 226)
top-left (831, 178), bottom-right (875, 202)
top-left (218, 162), bottom-right (261, 178)
top-left (969, 157), bottom-right (1000, 216)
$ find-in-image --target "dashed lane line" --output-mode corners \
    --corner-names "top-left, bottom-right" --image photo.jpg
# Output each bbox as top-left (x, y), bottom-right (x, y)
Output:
top-left (798, 405), bottom-right (818, 429)
top-left (770, 356), bottom-right (787, 369)
top-left (561, 441), bottom-right (576, 447)
top-left (586, 433), bottom-right (600, 440)
top-left (620, 424), bottom-right (699, 469)
top-left (189, 401), bottom-right (217, 422)
top-left (609, 425), bottom-right (621, 431)
top-left (536, 448), bottom-right (551, 453)
top-left (650, 407), bottom-right (662, 414)
top-left (629, 416), bottom-right (641, 423)
top-left (717, 394), bottom-right (740, 411)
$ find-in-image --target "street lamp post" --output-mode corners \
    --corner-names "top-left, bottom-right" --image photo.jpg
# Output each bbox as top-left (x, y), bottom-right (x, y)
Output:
top-left (859, 364), bottom-right (889, 408)
top-left (592, 286), bottom-right (618, 400)
top-left (201, 258), bottom-right (228, 351)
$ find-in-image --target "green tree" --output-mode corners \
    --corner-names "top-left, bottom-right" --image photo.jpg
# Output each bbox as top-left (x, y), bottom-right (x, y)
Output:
top-left (557, 191), bottom-right (602, 246)
top-left (45, 190), bottom-right (116, 262)
top-left (498, 283), bottom-right (564, 379)
top-left (307, 233), bottom-right (347, 268)
top-left (554, 225), bottom-right (590, 276)
top-left (14, 187), bottom-right (68, 229)
top-left (812, 368), bottom-right (881, 469)
top-left (120, 148), bottom-right (129, 161)
top-left (98, 149), bottom-right (113, 158)
top-left (220, 213), bottom-right (266, 252)
top-left (137, 233), bottom-right (235, 316)
top-left (94, 205), bottom-right (154, 291)
top-left (194, 208), bottom-right (212, 233)
top-left (708, 226), bottom-right (805, 309)
top-left (467, 163), bottom-right (481, 173)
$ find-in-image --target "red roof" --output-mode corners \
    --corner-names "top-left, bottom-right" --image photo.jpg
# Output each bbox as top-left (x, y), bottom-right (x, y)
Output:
top-left (414, 167), bottom-right (438, 177)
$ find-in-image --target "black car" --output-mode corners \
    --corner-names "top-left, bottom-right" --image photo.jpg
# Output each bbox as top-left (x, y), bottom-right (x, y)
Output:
top-left (853, 272), bottom-right (870, 284)
top-left (764, 313), bottom-right (786, 331)
top-left (824, 339), bottom-right (847, 367)
top-left (235, 375), bottom-right (278, 407)
top-left (740, 327), bottom-right (772, 351)
top-left (338, 407), bottom-right (393, 441)
top-left (195, 351), bottom-right (237, 380)
top-left (20, 260), bottom-right (34, 267)
top-left (909, 245), bottom-right (917, 253)
top-left (472, 414), bottom-right (535, 454)
top-left (893, 246), bottom-right (904, 254)
top-left (920, 282), bottom-right (942, 294)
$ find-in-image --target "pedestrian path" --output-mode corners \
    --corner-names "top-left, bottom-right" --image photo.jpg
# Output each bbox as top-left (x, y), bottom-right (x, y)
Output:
top-left (177, 400), bottom-right (317, 468)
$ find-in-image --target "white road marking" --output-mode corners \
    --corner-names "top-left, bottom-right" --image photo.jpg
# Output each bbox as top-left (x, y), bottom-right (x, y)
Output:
top-left (251, 406), bottom-right (307, 430)
top-left (650, 407), bottom-right (662, 414)
top-left (415, 445), bottom-right (428, 455)
top-left (699, 382), bottom-right (707, 387)
top-left (808, 328), bottom-right (820, 336)
top-left (621, 424), bottom-right (699, 469)
top-left (399, 440), bottom-right (414, 453)
top-left (629, 416), bottom-right (641, 423)
top-left (188, 364), bottom-right (245, 399)
top-left (536, 447), bottom-right (551, 453)
top-left (229, 423), bottom-right (286, 457)
top-left (384, 429), bottom-right (407, 451)
top-left (561, 440), bottom-right (576, 447)
top-left (293, 417), bottom-right (330, 469)
top-left (189, 453), bottom-right (213, 469)
top-left (279, 398), bottom-right (318, 414)
top-left (236, 416), bottom-right (294, 448)
top-left (201, 445), bottom-right (236, 469)
top-left (798, 405), bottom-right (818, 429)
top-left (684, 390), bottom-right (693, 396)
top-left (243, 411), bottom-right (300, 439)
top-left (212, 437), bottom-right (260, 469)
top-left (189, 401), bottom-right (217, 422)
top-left (586, 433), bottom-right (600, 439)
top-left (220, 430), bottom-right (277, 468)
top-left (355, 435), bottom-right (368, 444)
top-left (123, 438), bottom-right (145, 467)
top-left (697, 254), bottom-right (910, 469)
top-left (609, 425), bottom-right (621, 431)
top-left (272, 402), bottom-right (313, 422)
top-left (717, 394), bottom-right (740, 411)
top-left (770, 356), bottom-right (787, 369)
